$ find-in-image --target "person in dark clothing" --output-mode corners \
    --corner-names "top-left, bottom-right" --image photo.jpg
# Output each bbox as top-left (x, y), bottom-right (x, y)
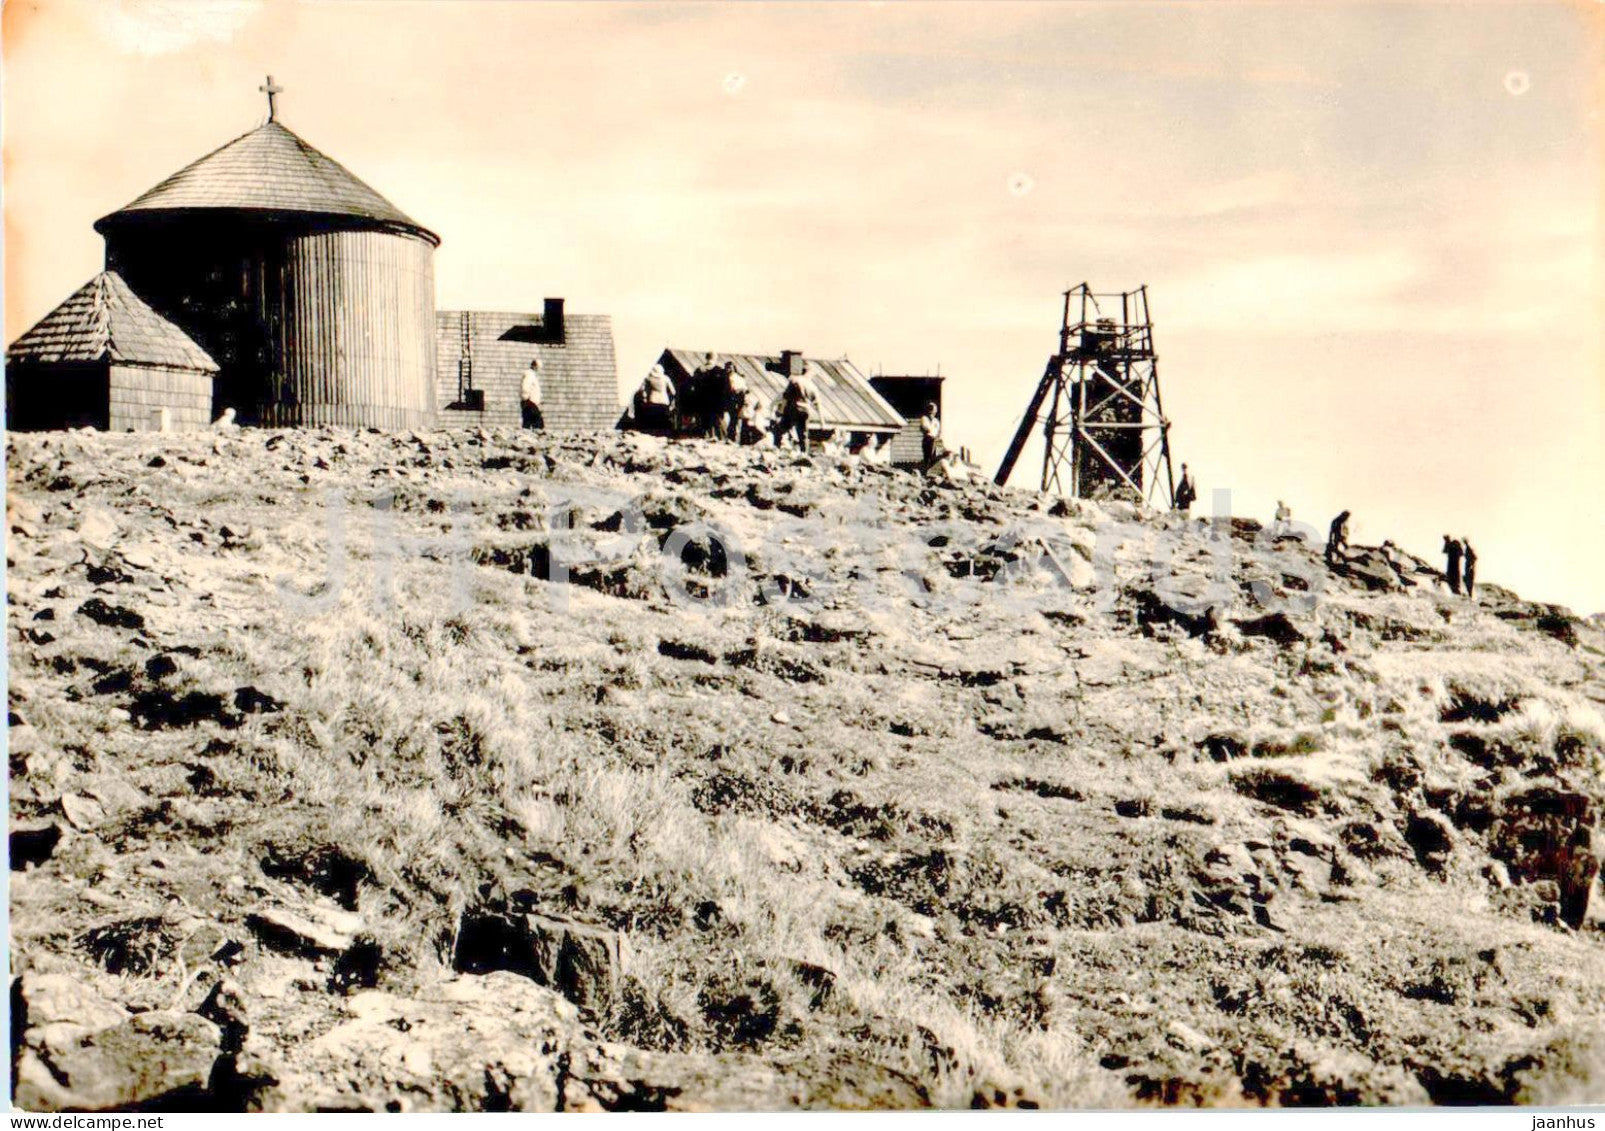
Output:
top-left (637, 364), bottom-right (676, 435)
top-left (1174, 463), bottom-right (1197, 515)
top-left (720, 363), bottom-right (749, 442)
top-left (1442, 535), bottom-right (1463, 595)
top-left (1461, 539), bottom-right (1477, 600)
top-left (688, 353), bottom-right (726, 438)
top-left (1325, 511), bottom-right (1350, 566)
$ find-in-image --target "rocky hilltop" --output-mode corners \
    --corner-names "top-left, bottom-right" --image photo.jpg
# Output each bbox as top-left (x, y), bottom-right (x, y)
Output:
top-left (6, 427), bottom-right (1604, 1110)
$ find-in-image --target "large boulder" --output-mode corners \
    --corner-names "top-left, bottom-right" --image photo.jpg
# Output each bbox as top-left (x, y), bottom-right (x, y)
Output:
top-left (13, 972), bottom-right (130, 1041)
top-left (1488, 787), bottom-right (1600, 929)
top-left (15, 1003), bottom-right (221, 1112)
top-left (242, 973), bottom-right (684, 1111)
top-left (1336, 550), bottom-right (1403, 592)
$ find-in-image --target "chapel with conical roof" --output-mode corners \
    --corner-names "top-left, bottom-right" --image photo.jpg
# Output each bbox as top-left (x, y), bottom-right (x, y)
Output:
top-left (8, 77), bottom-right (620, 435)
top-left (92, 94), bottom-right (441, 429)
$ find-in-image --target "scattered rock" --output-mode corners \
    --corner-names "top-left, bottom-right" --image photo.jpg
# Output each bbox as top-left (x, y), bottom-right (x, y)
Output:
top-left (145, 653), bottom-right (181, 680)
top-left (77, 597), bottom-right (146, 631)
top-left (77, 509), bottom-right (119, 552)
top-left (455, 910), bottom-right (627, 1014)
top-left (58, 792), bottom-right (105, 831)
top-left (1166, 1019), bottom-right (1214, 1054)
top-left (1233, 611), bottom-right (1309, 647)
top-left (1404, 811), bottom-right (1456, 871)
top-left (248, 905), bottom-right (363, 957)
top-left (238, 972), bottom-right (713, 1111)
top-left (86, 560), bottom-right (133, 585)
top-left (260, 839), bottom-right (373, 910)
top-left (1335, 550), bottom-right (1402, 592)
top-left (10, 822), bottom-right (62, 869)
top-left (234, 685), bottom-right (283, 715)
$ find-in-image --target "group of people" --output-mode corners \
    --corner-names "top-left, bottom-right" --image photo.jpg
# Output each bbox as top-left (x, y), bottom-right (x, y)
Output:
top-left (1442, 535), bottom-right (1478, 599)
top-left (628, 354), bottom-right (947, 469)
top-left (633, 354), bottom-right (813, 449)
top-left (1324, 509), bottom-right (1479, 598)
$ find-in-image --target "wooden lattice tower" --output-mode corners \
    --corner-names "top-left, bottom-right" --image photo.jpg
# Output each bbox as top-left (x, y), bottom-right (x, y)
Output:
top-left (995, 284), bottom-right (1176, 508)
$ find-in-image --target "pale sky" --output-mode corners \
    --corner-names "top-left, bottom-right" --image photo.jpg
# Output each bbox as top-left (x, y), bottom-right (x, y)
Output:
top-left (5, 0), bottom-right (1602, 612)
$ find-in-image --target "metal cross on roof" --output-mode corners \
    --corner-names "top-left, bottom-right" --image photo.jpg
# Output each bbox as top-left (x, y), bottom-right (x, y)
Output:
top-left (259, 75), bottom-right (283, 121)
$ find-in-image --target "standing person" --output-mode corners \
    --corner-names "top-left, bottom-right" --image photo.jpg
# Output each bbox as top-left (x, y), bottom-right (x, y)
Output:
top-left (520, 357), bottom-right (544, 430)
top-left (690, 353), bottom-right (724, 437)
top-left (919, 402), bottom-right (943, 467)
top-left (1174, 464), bottom-right (1197, 515)
top-left (775, 368), bottom-right (818, 450)
top-left (1442, 535), bottom-right (1463, 595)
top-left (1461, 539), bottom-right (1477, 600)
top-left (638, 364), bottom-right (676, 435)
top-left (721, 362), bottom-right (749, 442)
top-left (1326, 510), bottom-right (1350, 566)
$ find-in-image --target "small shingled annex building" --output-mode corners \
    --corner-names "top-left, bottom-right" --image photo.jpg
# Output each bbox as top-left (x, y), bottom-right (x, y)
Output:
top-left (5, 271), bottom-right (218, 432)
top-left (869, 374), bottom-right (945, 468)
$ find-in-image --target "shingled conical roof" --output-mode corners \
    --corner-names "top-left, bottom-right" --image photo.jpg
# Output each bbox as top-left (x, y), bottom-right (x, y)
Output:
top-left (6, 272), bottom-right (218, 373)
top-left (93, 120), bottom-right (438, 244)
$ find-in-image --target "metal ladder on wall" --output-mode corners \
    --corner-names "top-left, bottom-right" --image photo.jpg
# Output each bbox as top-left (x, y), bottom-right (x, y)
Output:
top-left (457, 313), bottom-right (473, 403)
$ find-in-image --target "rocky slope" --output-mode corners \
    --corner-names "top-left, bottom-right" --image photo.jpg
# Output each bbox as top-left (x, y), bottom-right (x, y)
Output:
top-left (6, 426), bottom-right (1605, 1110)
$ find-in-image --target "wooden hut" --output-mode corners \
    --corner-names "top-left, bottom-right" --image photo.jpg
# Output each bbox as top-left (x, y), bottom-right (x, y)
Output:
top-left (93, 119), bottom-right (440, 429)
top-left (869, 375), bottom-right (945, 468)
top-left (5, 271), bottom-right (217, 432)
top-left (639, 348), bottom-right (904, 447)
top-left (435, 301), bottom-right (619, 430)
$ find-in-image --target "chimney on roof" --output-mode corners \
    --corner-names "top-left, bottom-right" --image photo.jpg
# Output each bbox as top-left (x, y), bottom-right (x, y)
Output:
top-left (780, 349), bottom-right (805, 377)
top-left (543, 298), bottom-right (566, 345)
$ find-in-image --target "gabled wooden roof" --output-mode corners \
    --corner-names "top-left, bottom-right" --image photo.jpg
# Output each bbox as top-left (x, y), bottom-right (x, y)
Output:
top-left (6, 272), bottom-right (219, 373)
top-left (662, 349), bottom-right (905, 432)
top-left (94, 121), bottom-right (438, 244)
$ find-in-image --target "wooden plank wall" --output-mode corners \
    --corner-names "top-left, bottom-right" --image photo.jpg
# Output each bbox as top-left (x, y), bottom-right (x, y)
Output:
top-left (107, 220), bottom-right (439, 430)
top-left (435, 310), bottom-right (619, 431)
top-left (107, 364), bottom-right (214, 431)
top-left (887, 420), bottom-right (926, 467)
top-left (259, 228), bottom-right (438, 429)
